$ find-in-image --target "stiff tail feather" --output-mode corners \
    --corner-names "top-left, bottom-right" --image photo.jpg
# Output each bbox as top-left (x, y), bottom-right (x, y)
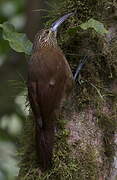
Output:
top-left (35, 121), bottom-right (55, 171)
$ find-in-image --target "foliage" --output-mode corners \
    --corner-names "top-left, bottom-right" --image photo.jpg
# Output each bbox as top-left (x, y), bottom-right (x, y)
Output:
top-left (0, 18), bottom-right (108, 56)
top-left (0, 141), bottom-right (19, 180)
top-left (0, 1), bottom-right (26, 180)
top-left (79, 18), bottom-right (108, 35)
top-left (0, 22), bottom-right (32, 55)
top-left (68, 18), bottom-right (108, 35)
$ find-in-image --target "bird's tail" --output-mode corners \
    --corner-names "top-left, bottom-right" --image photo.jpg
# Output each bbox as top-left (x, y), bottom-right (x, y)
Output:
top-left (35, 119), bottom-right (55, 171)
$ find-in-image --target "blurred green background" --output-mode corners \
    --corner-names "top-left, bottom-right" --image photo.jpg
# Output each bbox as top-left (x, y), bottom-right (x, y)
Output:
top-left (0, 0), bottom-right (47, 179)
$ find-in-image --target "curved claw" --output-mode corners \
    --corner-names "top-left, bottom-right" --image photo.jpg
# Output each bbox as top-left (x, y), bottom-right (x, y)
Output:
top-left (73, 56), bottom-right (89, 80)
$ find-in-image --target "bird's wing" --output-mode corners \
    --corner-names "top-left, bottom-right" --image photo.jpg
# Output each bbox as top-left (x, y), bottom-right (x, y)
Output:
top-left (28, 47), bottom-right (71, 126)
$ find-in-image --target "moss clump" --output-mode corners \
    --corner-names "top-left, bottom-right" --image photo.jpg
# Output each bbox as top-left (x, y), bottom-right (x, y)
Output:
top-left (96, 104), bottom-right (117, 165)
top-left (19, 112), bottom-right (101, 180)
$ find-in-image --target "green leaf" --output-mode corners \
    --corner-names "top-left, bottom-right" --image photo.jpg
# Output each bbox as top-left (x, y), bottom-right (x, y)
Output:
top-left (0, 22), bottom-right (33, 55)
top-left (67, 18), bottom-right (108, 36)
top-left (79, 18), bottom-right (108, 35)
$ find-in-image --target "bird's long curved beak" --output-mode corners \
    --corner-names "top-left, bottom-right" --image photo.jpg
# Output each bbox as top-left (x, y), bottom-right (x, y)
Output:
top-left (51, 13), bottom-right (73, 32)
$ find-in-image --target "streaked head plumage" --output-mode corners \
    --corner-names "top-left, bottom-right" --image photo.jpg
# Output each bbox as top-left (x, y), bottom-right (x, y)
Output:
top-left (33, 29), bottom-right (57, 51)
top-left (33, 13), bottom-right (73, 51)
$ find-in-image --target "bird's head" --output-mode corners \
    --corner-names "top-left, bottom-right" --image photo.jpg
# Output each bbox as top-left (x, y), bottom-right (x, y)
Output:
top-left (33, 13), bottom-right (73, 50)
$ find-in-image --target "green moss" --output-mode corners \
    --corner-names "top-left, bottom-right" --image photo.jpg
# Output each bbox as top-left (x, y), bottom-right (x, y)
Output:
top-left (19, 113), bottom-right (101, 180)
top-left (95, 102), bottom-right (117, 163)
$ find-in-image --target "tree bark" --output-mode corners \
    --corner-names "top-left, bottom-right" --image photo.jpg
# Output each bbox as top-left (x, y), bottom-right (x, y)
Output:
top-left (19, 1), bottom-right (117, 179)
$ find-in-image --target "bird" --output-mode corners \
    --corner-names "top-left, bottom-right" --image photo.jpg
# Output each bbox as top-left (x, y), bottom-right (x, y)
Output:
top-left (27, 13), bottom-right (74, 171)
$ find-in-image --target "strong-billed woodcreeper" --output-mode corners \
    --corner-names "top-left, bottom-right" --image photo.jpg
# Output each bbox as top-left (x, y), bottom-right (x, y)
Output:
top-left (28, 13), bottom-right (74, 171)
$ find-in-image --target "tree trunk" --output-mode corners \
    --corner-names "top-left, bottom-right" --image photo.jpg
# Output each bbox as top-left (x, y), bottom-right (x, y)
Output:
top-left (19, 0), bottom-right (117, 179)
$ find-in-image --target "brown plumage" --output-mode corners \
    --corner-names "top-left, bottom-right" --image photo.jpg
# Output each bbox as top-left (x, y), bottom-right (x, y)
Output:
top-left (28, 14), bottom-right (73, 171)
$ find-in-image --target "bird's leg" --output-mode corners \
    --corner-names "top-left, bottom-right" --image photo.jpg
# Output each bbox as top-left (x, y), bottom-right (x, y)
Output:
top-left (73, 56), bottom-right (89, 81)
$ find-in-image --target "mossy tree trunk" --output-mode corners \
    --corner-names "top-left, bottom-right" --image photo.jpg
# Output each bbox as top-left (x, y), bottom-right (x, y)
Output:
top-left (19, 0), bottom-right (117, 179)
